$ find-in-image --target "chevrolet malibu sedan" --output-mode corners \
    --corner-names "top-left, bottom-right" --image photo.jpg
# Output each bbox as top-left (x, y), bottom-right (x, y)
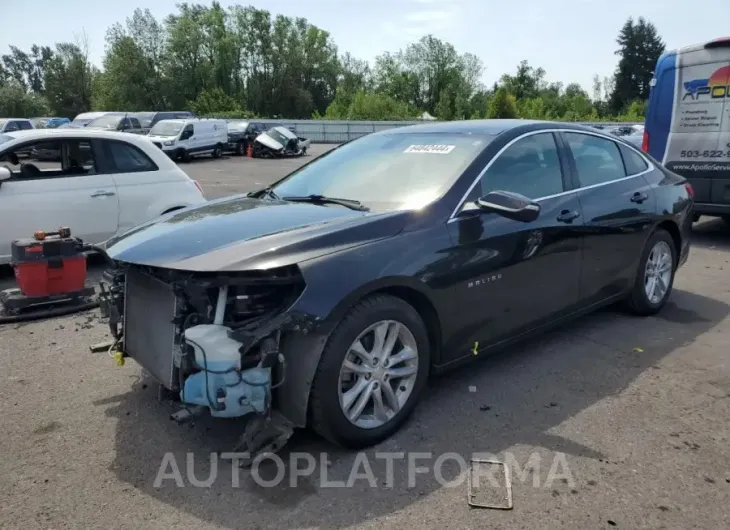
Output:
top-left (97, 120), bottom-right (693, 455)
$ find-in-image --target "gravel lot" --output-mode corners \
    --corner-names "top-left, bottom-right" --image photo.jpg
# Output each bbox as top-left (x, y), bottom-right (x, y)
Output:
top-left (1, 145), bottom-right (729, 529)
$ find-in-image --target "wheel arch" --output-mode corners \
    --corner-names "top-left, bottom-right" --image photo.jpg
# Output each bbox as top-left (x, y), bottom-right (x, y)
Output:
top-left (655, 219), bottom-right (682, 266)
top-left (278, 276), bottom-right (443, 429)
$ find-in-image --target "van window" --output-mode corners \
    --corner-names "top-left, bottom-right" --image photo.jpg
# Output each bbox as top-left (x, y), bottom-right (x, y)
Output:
top-left (18, 120), bottom-right (33, 130)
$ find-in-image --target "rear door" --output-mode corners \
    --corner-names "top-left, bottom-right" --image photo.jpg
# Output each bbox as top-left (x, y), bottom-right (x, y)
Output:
top-left (560, 131), bottom-right (656, 306)
top-left (0, 138), bottom-right (119, 260)
top-left (661, 43), bottom-right (730, 209)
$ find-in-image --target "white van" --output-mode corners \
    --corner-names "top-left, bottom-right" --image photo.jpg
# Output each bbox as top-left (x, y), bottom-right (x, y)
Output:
top-left (644, 37), bottom-right (730, 222)
top-left (147, 119), bottom-right (228, 161)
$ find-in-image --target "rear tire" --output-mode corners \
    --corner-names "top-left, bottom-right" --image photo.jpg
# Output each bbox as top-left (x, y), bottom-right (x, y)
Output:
top-left (213, 144), bottom-right (223, 158)
top-left (625, 229), bottom-right (676, 316)
top-left (309, 294), bottom-right (430, 448)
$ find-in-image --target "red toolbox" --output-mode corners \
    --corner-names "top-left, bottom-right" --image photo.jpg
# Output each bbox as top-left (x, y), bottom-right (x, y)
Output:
top-left (11, 228), bottom-right (87, 297)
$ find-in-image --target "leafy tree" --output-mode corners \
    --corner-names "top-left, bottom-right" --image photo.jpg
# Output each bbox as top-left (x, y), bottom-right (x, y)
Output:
top-left (487, 88), bottom-right (518, 119)
top-left (44, 41), bottom-right (97, 118)
top-left (610, 17), bottom-right (664, 112)
top-left (187, 87), bottom-right (244, 115)
top-left (0, 82), bottom-right (50, 117)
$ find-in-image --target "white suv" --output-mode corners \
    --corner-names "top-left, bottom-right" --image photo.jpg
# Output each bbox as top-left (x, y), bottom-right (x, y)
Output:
top-left (0, 129), bottom-right (206, 264)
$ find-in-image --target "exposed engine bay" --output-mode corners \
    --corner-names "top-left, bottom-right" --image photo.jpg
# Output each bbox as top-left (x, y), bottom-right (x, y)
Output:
top-left (98, 262), bottom-right (307, 463)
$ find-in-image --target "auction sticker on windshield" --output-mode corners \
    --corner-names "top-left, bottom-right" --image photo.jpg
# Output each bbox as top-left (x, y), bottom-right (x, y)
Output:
top-left (404, 144), bottom-right (456, 154)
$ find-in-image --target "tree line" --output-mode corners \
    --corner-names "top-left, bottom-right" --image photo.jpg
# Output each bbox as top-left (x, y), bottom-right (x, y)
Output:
top-left (0, 3), bottom-right (664, 122)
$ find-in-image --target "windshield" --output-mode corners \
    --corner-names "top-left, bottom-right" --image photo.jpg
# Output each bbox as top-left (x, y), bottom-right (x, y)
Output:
top-left (87, 115), bottom-right (122, 128)
top-left (135, 112), bottom-right (155, 128)
top-left (271, 132), bottom-right (492, 212)
top-left (149, 121), bottom-right (183, 137)
top-left (228, 120), bottom-right (248, 132)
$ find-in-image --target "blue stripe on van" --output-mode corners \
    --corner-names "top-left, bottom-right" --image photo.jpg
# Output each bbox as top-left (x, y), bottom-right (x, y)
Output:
top-left (646, 52), bottom-right (677, 161)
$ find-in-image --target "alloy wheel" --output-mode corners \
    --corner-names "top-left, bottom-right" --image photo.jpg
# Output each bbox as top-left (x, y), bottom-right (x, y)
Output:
top-left (338, 320), bottom-right (419, 429)
top-left (644, 240), bottom-right (673, 304)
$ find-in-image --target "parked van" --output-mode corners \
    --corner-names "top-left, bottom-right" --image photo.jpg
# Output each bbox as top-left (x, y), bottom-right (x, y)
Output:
top-left (135, 111), bottom-right (194, 129)
top-left (644, 37), bottom-right (730, 222)
top-left (147, 118), bottom-right (228, 161)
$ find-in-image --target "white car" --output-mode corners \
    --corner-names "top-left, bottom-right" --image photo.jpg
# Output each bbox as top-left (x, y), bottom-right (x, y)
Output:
top-left (0, 129), bottom-right (206, 264)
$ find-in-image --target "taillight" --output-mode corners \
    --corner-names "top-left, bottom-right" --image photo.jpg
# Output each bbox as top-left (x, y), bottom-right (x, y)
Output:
top-left (641, 130), bottom-right (649, 153)
top-left (193, 180), bottom-right (203, 193)
top-left (684, 182), bottom-right (694, 199)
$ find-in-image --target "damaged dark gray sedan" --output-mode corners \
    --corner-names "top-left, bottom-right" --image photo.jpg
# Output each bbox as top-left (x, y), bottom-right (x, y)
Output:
top-left (98, 120), bottom-right (692, 458)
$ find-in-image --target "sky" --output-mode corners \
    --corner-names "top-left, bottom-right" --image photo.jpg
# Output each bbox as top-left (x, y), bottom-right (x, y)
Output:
top-left (3, 0), bottom-right (730, 95)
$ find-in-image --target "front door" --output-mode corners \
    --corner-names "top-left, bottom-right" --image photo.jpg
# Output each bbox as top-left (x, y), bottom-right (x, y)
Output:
top-left (443, 131), bottom-right (583, 363)
top-left (0, 139), bottom-right (119, 260)
top-left (559, 131), bottom-right (656, 306)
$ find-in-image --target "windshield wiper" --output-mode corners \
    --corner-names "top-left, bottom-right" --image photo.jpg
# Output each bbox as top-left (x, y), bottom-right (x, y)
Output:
top-left (281, 194), bottom-right (369, 211)
top-left (247, 187), bottom-right (281, 201)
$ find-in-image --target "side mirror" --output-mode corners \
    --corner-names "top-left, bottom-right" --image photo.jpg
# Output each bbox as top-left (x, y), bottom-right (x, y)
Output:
top-left (475, 190), bottom-right (540, 223)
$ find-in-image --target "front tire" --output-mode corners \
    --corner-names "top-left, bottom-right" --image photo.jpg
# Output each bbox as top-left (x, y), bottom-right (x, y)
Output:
top-left (309, 294), bottom-right (430, 448)
top-left (235, 141), bottom-right (245, 156)
top-left (626, 229), bottom-right (676, 315)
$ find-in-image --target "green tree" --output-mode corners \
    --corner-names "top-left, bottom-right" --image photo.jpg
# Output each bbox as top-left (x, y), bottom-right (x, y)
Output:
top-left (187, 87), bottom-right (244, 115)
top-left (487, 88), bottom-right (518, 119)
top-left (44, 41), bottom-right (97, 118)
top-left (0, 82), bottom-right (50, 117)
top-left (610, 17), bottom-right (665, 112)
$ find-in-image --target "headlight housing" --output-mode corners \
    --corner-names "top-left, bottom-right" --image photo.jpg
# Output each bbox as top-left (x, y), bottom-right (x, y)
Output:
top-left (163, 140), bottom-right (175, 146)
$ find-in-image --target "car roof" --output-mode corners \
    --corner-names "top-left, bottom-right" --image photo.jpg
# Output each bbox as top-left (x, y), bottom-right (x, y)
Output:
top-left (374, 119), bottom-right (601, 137)
top-left (1, 128), bottom-right (157, 147)
top-left (0, 117), bottom-right (31, 122)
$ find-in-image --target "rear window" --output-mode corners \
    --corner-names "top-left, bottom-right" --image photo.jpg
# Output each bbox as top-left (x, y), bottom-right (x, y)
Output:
top-left (619, 144), bottom-right (649, 175)
top-left (271, 132), bottom-right (493, 211)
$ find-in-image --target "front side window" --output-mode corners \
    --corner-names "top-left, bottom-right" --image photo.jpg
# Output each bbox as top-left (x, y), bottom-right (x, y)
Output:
top-left (129, 118), bottom-right (141, 129)
top-left (0, 139), bottom-right (95, 178)
top-left (564, 132), bottom-right (626, 187)
top-left (102, 141), bottom-right (157, 173)
top-left (271, 132), bottom-right (493, 212)
top-left (479, 132), bottom-right (564, 199)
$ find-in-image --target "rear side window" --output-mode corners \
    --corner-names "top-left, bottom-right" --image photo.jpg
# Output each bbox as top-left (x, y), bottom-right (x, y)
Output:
top-left (4, 121), bottom-right (19, 132)
top-left (564, 133), bottom-right (626, 187)
top-left (18, 121), bottom-right (33, 130)
top-left (619, 144), bottom-right (649, 175)
top-left (102, 141), bottom-right (158, 173)
top-left (130, 117), bottom-right (141, 129)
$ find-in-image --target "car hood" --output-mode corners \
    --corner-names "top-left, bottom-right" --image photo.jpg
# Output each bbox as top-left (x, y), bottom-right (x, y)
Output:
top-left (104, 195), bottom-right (406, 271)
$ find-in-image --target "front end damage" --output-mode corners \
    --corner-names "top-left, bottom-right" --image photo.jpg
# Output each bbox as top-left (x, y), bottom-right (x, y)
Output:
top-left (98, 262), bottom-right (307, 463)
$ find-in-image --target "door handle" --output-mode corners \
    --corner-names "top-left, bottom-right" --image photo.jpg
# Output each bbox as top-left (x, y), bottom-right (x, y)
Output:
top-left (90, 190), bottom-right (115, 198)
top-left (556, 210), bottom-right (580, 223)
top-left (631, 192), bottom-right (648, 203)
